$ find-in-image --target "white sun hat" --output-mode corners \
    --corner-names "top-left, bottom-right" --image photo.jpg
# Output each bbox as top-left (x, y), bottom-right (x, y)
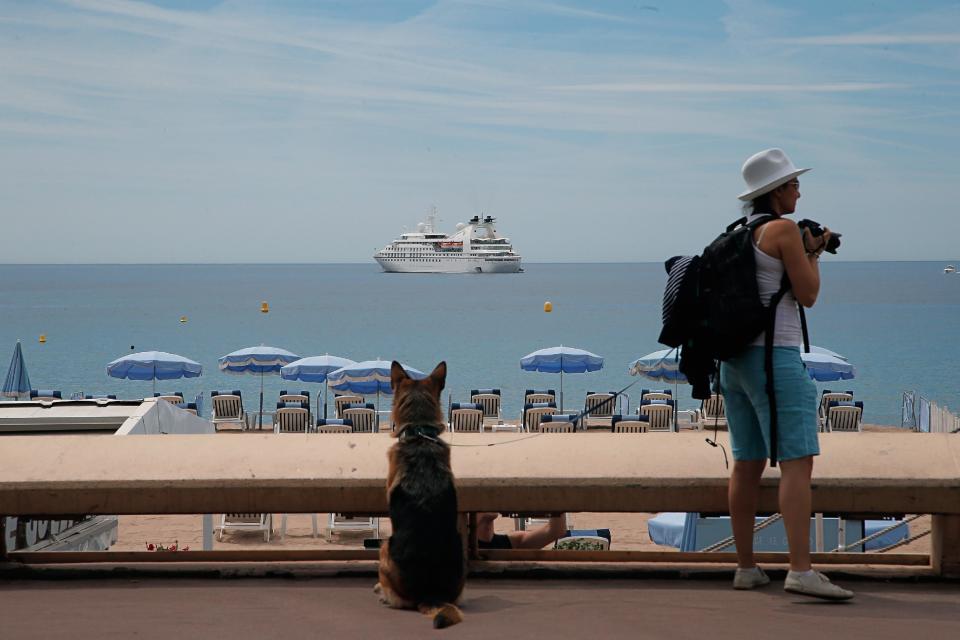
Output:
top-left (738, 148), bottom-right (811, 201)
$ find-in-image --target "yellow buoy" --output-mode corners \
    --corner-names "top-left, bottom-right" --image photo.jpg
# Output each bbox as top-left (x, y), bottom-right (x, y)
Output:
top-left (260, 301), bottom-right (270, 313)
top-left (179, 316), bottom-right (187, 323)
top-left (543, 301), bottom-right (553, 313)
top-left (38, 334), bottom-right (47, 343)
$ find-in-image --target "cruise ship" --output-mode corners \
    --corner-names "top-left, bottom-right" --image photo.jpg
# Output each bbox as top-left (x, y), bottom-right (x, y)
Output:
top-left (374, 211), bottom-right (522, 273)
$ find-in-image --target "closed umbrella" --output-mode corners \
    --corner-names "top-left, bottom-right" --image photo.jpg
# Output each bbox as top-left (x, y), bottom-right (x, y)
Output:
top-left (326, 359), bottom-right (425, 418)
top-left (2, 341), bottom-right (32, 400)
top-left (106, 350), bottom-right (202, 395)
top-left (219, 345), bottom-right (301, 428)
top-left (280, 354), bottom-right (356, 418)
top-left (520, 345), bottom-right (603, 411)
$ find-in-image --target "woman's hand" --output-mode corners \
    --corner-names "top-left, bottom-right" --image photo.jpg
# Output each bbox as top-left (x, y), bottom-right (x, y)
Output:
top-left (802, 226), bottom-right (831, 256)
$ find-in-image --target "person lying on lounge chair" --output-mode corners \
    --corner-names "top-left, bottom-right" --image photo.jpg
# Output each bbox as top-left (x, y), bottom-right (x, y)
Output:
top-left (476, 512), bottom-right (567, 549)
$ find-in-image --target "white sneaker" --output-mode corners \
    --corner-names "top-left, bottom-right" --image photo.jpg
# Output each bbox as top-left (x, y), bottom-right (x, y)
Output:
top-left (733, 567), bottom-right (770, 590)
top-left (784, 570), bottom-right (855, 601)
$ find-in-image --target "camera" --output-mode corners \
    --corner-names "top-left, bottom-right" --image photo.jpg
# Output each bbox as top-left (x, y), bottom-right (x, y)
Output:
top-left (796, 219), bottom-right (841, 254)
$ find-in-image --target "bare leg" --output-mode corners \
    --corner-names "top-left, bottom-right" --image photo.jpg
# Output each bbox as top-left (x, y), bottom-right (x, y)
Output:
top-left (729, 460), bottom-right (766, 568)
top-left (779, 455), bottom-right (814, 572)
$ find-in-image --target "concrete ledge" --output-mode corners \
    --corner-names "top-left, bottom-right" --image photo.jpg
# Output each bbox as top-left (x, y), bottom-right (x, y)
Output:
top-left (0, 432), bottom-right (958, 515)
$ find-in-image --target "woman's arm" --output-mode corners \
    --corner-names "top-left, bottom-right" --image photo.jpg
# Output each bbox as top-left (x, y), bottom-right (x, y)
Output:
top-left (758, 219), bottom-right (829, 308)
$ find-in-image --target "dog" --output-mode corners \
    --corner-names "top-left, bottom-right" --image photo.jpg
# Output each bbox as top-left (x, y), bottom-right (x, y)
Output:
top-left (375, 361), bottom-right (466, 629)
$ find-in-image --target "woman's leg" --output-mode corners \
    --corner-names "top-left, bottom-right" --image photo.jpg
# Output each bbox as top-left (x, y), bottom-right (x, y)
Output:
top-left (779, 455), bottom-right (814, 571)
top-left (729, 459), bottom-right (766, 568)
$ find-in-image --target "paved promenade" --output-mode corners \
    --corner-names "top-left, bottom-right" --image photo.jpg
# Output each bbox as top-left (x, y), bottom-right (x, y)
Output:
top-left (2, 572), bottom-right (958, 639)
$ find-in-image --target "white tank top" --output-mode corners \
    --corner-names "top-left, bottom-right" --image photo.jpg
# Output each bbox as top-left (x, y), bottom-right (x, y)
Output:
top-left (748, 214), bottom-right (802, 347)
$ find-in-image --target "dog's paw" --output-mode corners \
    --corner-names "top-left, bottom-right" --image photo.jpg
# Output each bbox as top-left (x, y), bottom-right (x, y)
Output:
top-left (373, 582), bottom-right (383, 595)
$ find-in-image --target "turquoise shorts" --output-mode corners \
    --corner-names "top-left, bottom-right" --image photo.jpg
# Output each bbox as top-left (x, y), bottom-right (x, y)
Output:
top-left (719, 346), bottom-right (819, 462)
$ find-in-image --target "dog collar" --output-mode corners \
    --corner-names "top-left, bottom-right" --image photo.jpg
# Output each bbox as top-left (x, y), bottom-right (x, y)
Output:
top-left (398, 424), bottom-right (442, 443)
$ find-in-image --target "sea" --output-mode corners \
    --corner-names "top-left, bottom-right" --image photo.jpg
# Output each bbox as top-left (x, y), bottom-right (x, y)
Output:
top-left (1, 262), bottom-right (956, 426)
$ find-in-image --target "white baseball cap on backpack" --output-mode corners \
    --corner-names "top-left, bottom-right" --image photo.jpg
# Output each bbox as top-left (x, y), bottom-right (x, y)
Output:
top-left (738, 148), bottom-right (810, 201)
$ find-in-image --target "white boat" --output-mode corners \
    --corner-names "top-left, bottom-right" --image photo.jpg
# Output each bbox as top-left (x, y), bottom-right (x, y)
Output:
top-left (374, 210), bottom-right (523, 274)
top-left (945, 265), bottom-right (957, 274)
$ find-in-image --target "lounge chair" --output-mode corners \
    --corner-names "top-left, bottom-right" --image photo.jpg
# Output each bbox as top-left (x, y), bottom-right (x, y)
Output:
top-left (819, 390), bottom-right (854, 431)
top-left (449, 402), bottom-right (484, 433)
top-left (470, 388), bottom-right (502, 425)
top-left (334, 394), bottom-right (364, 418)
top-left (694, 393), bottom-right (727, 430)
top-left (218, 513), bottom-right (272, 542)
top-left (315, 418), bottom-right (353, 433)
top-left (641, 388), bottom-right (673, 402)
top-left (826, 401), bottom-right (864, 432)
top-left (84, 394), bottom-right (117, 400)
top-left (342, 404), bottom-right (378, 433)
top-left (522, 401), bottom-right (557, 432)
top-left (274, 401), bottom-right (311, 433)
top-left (210, 390), bottom-right (249, 431)
top-left (154, 392), bottom-right (185, 405)
top-left (583, 391), bottom-right (617, 429)
top-left (29, 389), bottom-right (62, 402)
top-left (639, 399), bottom-right (674, 432)
top-left (611, 414), bottom-right (649, 433)
top-left (524, 389), bottom-right (556, 405)
top-left (538, 413), bottom-right (578, 433)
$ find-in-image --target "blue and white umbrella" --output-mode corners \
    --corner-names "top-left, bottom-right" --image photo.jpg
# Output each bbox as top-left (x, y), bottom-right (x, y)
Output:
top-left (107, 350), bottom-right (202, 395)
top-left (801, 350), bottom-right (856, 381)
top-left (2, 341), bottom-right (32, 400)
top-left (281, 354), bottom-right (357, 418)
top-left (520, 345), bottom-right (604, 411)
top-left (219, 345), bottom-right (301, 428)
top-left (327, 359), bottom-right (426, 417)
top-left (628, 347), bottom-right (686, 382)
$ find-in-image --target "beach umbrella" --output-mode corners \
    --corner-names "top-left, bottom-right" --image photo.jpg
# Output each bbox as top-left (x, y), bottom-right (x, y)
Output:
top-left (520, 345), bottom-right (604, 411)
top-left (219, 345), bottom-right (301, 428)
top-left (106, 350), bottom-right (202, 395)
top-left (2, 341), bottom-right (32, 400)
top-left (280, 354), bottom-right (356, 418)
top-left (801, 351), bottom-right (856, 382)
top-left (326, 359), bottom-right (426, 417)
top-left (808, 345), bottom-right (847, 360)
top-left (628, 347), bottom-right (686, 429)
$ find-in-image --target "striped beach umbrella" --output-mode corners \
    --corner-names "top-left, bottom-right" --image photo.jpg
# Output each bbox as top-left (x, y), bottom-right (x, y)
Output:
top-left (2, 341), bottom-right (31, 400)
top-left (106, 350), bottom-right (202, 396)
top-left (281, 354), bottom-right (357, 418)
top-left (219, 345), bottom-right (301, 428)
top-left (520, 345), bottom-right (604, 411)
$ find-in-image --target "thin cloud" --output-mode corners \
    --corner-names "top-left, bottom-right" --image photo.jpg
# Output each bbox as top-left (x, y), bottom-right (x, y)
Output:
top-left (545, 82), bottom-right (907, 93)
top-left (775, 33), bottom-right (960, 46)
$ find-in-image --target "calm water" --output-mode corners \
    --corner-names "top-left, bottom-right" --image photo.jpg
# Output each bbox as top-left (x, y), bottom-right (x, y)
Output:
top-left (1, 262), bottom-right (957, 425)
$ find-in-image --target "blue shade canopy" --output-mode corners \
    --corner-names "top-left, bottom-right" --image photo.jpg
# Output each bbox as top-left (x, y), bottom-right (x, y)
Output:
top-left (809, 345), bottom-right (847, 361)
top-left (2, 342), bottom-right (32, 398)
top-left (218, 345), bottom-right (301, 375)
top-left (801, 351), bottom-right (856, 381)
top-left (281, 355), bottom-right (357, 383)
top-left (326, 360), bottom-right (426, 395)
top-left (106, 351), bottom-right (203, 381)
top-left (520, 346), bottom-right (604, 374)
top-left (628, 348), bottom-right (687, 383)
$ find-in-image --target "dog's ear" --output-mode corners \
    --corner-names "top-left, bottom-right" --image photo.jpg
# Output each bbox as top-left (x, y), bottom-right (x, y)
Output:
top-left (390, 361), bottom-right (409, 392)
top-left (428, 361), bottom-right (447, 393)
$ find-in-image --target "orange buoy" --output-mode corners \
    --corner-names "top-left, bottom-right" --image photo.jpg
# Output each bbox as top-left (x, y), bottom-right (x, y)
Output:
top-left (260, 301), bottom-right (270, 313)
top-left (38, 334), bottom-right (47, 343)
top-left (543, 301), bottom-right (553, 313)
top-left (179, 316), bottom-right (187, 323)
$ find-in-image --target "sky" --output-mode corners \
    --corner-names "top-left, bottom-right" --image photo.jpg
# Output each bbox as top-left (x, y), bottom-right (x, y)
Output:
top-left (1, 0), bottom-right (958, 263)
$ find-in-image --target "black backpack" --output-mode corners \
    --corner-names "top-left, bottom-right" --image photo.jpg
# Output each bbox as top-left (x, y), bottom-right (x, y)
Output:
top-left (659, 215), bottom-right (809, 465)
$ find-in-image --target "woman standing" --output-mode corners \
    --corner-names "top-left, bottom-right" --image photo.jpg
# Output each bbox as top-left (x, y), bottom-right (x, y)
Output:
top-left (723, 148), bottom-right (853, 600)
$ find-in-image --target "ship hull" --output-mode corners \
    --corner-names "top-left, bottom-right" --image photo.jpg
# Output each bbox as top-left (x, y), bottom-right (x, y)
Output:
top-left (375, 256), bottom-right (521, 273)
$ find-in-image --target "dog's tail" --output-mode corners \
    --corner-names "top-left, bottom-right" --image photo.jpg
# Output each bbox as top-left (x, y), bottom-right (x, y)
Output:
top-left (418, 602), bottom-right (463, 629)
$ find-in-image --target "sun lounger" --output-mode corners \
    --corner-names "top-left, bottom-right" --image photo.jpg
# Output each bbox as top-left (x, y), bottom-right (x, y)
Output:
top-left (538, 413), bottom-right (578, 433)
top-left (84, 394), bottom-right (117, 400)
top-left (210, 390), bottom-right (249, 431)
top-left (470, 388), bottom-right (502, 424)
top-left (29, 389), bottom-right (62, 402)
top-left (522, 401), bottom-right (557, 432)
top-left (583, 391), bottom-right (616, 428)
top-left (640, 388), bottom-right (673, 402)
top-left (449, 402), bottom-right (484, 432)
top-left (638, 399), bottom-right (674, 432)
top-left (218, 513), bottom-right (272, 542)
top-left (154, 392), bottom-right (185, 405)
top-left (611, 414), bottom-right (649, 433)
top-left (315, 418), bottom-right (353, 433)
top-left (334, 394), bottom-right (364, 418)
top-left (524, 389), bottom-right (556, 405)
top-left (819, 390), bottom-right (854, 431)
top-left (826, 401), bottom-right (864, 432)
top-left (342, 404), bottom-right (378, 433)
top-left (274, 401), bottom-right (311, 433)
top-left (694, 393), bottom-right (727, 430)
